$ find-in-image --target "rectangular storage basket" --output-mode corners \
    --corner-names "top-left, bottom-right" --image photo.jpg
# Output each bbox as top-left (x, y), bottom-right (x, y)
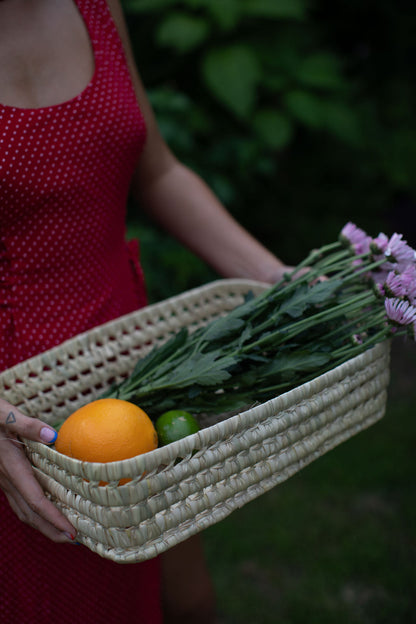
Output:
top-left (0, 279), bottom-right (390, 563)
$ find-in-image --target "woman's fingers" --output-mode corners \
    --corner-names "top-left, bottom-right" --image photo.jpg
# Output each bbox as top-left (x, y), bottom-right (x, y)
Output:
top-left (0, 398), bottom-right (57, 443)
top-left (0, 397), bottom-right (77, 542)
top-left (2, 484), bottom-right (75, 543)
top-left (275, 265), bottom-right (327, 284)
top-left (0, 434), bottom-right (76, 542)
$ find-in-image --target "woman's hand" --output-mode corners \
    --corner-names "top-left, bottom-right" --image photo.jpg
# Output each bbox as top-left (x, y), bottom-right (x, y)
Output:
top-left (0, 399), bottom-right (76, 543)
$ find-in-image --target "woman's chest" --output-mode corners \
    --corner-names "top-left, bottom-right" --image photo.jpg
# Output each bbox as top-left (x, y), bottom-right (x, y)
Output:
top-left (0, 0), bottom-right (94, 109)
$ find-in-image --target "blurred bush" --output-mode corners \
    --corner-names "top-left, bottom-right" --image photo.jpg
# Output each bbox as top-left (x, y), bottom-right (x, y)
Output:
top-left (122, 0), bottom-right (415, 300)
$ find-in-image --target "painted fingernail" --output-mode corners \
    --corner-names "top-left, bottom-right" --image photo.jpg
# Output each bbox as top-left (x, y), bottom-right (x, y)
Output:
top-left (63, 532), bottom-right (76, 541)
top-left (40, 427), bottom-right (58, 444)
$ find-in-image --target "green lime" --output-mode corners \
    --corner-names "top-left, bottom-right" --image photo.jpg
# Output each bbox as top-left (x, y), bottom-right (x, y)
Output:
top-left (155, 410), bottom-right (200, 446)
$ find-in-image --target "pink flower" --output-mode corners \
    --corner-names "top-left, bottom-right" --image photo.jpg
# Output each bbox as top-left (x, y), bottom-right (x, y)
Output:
top-left (385, 271), bottom-right (408, 299)
top-left (352, 333), bottom-right (364, 345)
top-left (400, 264), bottom-right (416, 303)
top-left (372, 268), bottom-right (392, 289)
top-left (371, 232), bottom-right (389, 255)
top-left (340, 222), bottom-right (372, 255)
top-left (385, 233), bottom-right (416, 270)
top-left (384, 298), bottom-right (416, 326)
top-left (383, 267), bottom-right (416, 303)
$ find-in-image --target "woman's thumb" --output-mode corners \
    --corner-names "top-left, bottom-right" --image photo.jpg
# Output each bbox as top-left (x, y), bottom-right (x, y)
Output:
top-left (0, 399), bottom-right (57, 444)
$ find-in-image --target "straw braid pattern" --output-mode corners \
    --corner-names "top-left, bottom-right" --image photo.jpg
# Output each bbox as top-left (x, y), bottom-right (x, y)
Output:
top-left (0, 280), bottom-right (390, 563)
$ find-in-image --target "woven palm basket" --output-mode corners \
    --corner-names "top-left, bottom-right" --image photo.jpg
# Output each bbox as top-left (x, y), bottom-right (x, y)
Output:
top-left (0, 279), bottom-right (390, 563)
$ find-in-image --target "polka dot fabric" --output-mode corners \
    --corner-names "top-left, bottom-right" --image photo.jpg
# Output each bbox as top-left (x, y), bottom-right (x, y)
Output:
top-left (0, 0), bottom-right (148, 370)
top-left (0, 1), bottom-right (162, 622)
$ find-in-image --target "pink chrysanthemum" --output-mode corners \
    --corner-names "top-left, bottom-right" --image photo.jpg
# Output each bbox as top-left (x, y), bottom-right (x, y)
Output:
top-left (340, 222), bottom-right (372, 255)
top-left (371, 232), bottom-right (389, 255)
top-left (384, 271), bottom-right (408, 299)
top-left (384, 298), bottom-right (416, 326)
top-left (372, 268), bottom-right (392, 289)
top-left (400, 264), bottom-right (416, 303)
top-left (385, 233), bottom-right (416, 270)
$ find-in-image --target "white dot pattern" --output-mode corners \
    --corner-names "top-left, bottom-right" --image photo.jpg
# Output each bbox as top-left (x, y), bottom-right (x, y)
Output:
top-left (0, 3), bottom-right (162, 622)
top-left (0, 0), bottom-right (147, 370)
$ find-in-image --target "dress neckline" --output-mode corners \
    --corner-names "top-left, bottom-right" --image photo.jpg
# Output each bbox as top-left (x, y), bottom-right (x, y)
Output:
top-left (0, 0), bottom-right (98, 113)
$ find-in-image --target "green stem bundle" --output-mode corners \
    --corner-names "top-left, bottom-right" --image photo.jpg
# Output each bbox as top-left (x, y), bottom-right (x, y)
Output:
top-left (102, 238), bottom-right (402, 419)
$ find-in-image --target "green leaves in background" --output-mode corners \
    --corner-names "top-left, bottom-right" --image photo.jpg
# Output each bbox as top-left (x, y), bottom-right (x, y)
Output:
top-left (295, 53), bottom-right (346, 90)
top-left (242, 0), bottom-right (306, 20)
top-left (124, 0), bottom-right (365, 150)
top-left (253, 109), bottom-right (293, 149)
top-left (284, 90), bottom-right (324, 129)
top-left (284, 91), bottom-right (360, 145)
top-left (202, 45), bottom-right (261, 119)
top-left (203, 0), bottom-right (241, 30)
top-left (156, 13), bottom-right (210, 52)
top-left (123, 0), bottom-right (176, 11)
top-left (123, 0), bottom-right (415, 298)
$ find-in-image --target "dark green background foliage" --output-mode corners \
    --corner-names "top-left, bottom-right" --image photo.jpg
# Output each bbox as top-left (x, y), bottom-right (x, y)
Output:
top-left (122, 0), bottom-right (415, 301)
top-left (120, 5), bottom-right (416, 621)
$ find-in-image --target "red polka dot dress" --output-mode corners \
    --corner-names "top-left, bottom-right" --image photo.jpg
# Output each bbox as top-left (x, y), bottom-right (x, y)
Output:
top-left (0, 1), bottom-right (162, 622)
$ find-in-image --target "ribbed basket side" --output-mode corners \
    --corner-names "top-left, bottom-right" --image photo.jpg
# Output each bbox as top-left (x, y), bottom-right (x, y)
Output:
top-left (0, 279), bottom-right (391, 563)
top-left (25, 342), bottom-right (389, 504)
top-left (25, 343), bottom-right (389, 563)
top-left (32, 371), bottom-right (388, 528)
top-left (34, 389), bottom-right (387, 563)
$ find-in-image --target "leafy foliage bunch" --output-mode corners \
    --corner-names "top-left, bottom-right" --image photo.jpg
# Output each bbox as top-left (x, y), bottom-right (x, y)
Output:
top-left (105, 223), bottom-right (416, 418)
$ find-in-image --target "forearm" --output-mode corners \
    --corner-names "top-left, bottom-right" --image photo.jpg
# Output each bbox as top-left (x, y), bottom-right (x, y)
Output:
top-left (134, 160), bottom-right (286, 283)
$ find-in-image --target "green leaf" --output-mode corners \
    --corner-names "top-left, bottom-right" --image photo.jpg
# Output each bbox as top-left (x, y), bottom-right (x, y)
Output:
top-left (263, 74), bottom-right (289, 92)
top-left (284, 90), bottom-right (325, 129)
top-left (183, 391), bottom-right (252, 415)
top-left (202, 45), bottom-right (261, 119)
top-left (202, 317), bottom-right (246, 342)
top-left (160, 352), bottom-right (237, 388)
top-left (208, 174), bottom-right (237, 205)
top-left (129, 328), bottom-right (188, 382)
top-left (242, 0), bottom-right (306, 19)
top-left (122, 0), bottom-right (176, 12)
top-left (322, 101), bottom-right (361, 146)
top-left (261, 351), bottom-right (331, 377)
top-left (238, 324), bottom-right (254, 348)
top-left (253, 109), bottom-right (293, 149)
top-left (277, 285), bottom-right (309, 318)
top-left (205, 0), bottom-right (242, 30)
top-left (148, 88), bottom-right (191, 114)
top-left (306, 279), bottom-right (343, 304)
top-left (156, 13), bottom-right (210, 53)
top-left (295, 53), bottom-right (346, 90)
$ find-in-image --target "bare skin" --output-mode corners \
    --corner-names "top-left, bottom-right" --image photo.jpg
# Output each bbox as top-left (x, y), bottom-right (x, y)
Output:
top-left (0, 0), bottom-right (94, 109)
top-left (0, 0), bottom-right (291, 620)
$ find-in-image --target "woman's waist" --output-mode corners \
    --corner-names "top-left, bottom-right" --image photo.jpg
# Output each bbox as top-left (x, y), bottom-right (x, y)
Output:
top-left (0, 248), bottom-right (132, 306)
top-left (0, 252), bottom-right (146, 370)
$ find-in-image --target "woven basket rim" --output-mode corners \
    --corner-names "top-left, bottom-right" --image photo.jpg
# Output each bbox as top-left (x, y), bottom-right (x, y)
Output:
top-left (24, 340), bottom-right (389, 480)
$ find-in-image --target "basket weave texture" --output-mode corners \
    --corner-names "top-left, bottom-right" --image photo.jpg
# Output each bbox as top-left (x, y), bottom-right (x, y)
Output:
top-left (0, 279), bottom-right (390, 563)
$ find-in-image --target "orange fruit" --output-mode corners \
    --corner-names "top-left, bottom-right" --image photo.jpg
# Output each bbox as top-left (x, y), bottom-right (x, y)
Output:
top-left (55, 398), bottom-right (158, 484)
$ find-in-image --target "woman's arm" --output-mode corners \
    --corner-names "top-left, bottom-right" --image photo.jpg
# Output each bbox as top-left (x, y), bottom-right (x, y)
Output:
top-left (132, 159), bottom-right (288, 282)
top-left (107, 1), bottom-right (290, 283)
